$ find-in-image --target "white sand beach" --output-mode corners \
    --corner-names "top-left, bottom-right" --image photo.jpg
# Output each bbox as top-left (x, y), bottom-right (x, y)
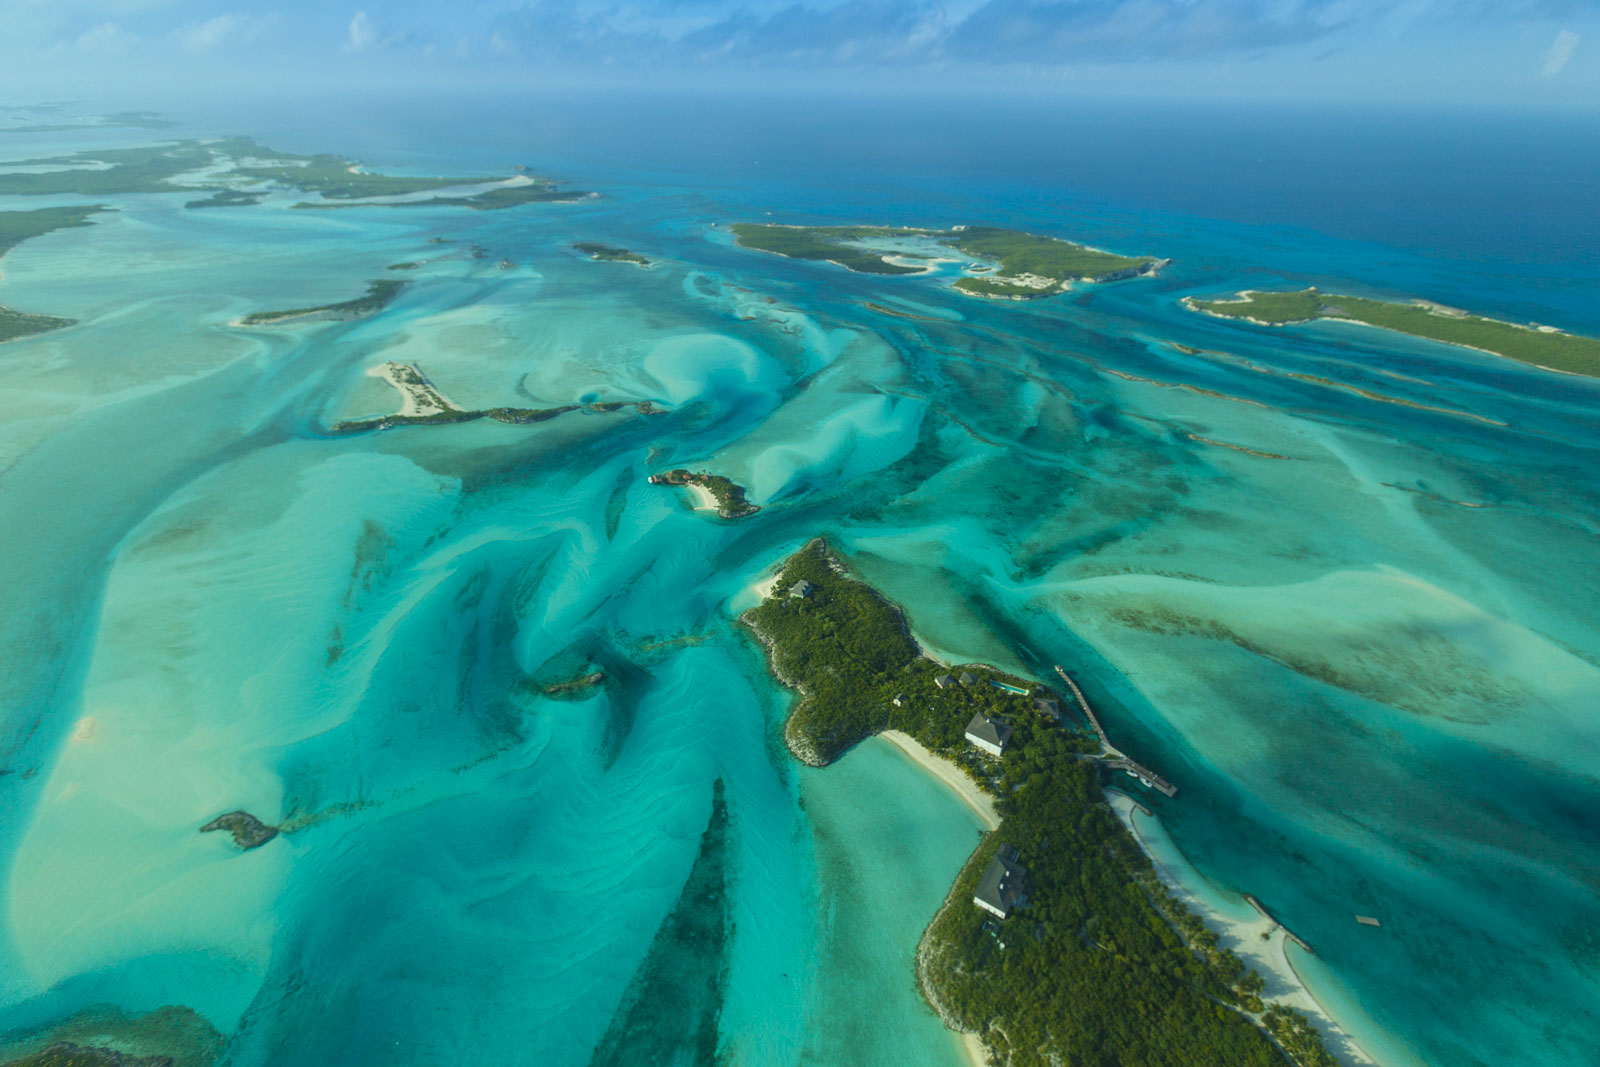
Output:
top-left (1107, 792), bottom-right (1382, 1067)
top-left (685, 482), bottom-right (720, 511)
top-left (365, 361), bottom-right (453, 416)
top-left (879, 730), bottom-right (999, 831)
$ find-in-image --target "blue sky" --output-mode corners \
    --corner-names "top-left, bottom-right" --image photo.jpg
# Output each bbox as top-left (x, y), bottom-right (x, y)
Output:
top-left (5, 0), bottom-right (1597, 108)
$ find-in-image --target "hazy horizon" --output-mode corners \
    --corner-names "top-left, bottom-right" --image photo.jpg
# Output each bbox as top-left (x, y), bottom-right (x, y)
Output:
top-left (2, 0), bottom-right (1595, 112)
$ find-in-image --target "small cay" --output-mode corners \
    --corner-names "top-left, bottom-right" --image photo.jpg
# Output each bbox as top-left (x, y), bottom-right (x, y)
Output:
top-left (648, 468), bottom-right (760, 519)
top-left (199, 810), bottom-right (279, 850)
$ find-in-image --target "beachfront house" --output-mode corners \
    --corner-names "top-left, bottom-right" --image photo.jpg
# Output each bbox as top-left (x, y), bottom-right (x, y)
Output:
top-left (934, 674), bottom-right (954, 689)
top-left (965, 713), bottom-right (1012, 757)
top-left (1035, 698), bottom-right (1061, 723)
top-left (958, 671), bottom-right (977, 687)
top-left (973, 845), bottom-right (1027, 919)
top-left (789, 580), bottom-right (814, 599)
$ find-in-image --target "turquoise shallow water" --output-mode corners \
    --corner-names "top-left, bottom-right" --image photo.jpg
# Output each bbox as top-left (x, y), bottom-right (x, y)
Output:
top-left (0, 102), bottom-right (1598, 1066)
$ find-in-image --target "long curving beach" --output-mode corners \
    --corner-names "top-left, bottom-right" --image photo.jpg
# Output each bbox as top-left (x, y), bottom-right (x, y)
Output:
top-left (1107, 792), bottom-right (1401, 1067)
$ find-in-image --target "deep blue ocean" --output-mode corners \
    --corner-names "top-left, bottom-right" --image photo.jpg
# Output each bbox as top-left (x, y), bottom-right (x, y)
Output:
top-left (0, 91), bottom-right (1596, 1067)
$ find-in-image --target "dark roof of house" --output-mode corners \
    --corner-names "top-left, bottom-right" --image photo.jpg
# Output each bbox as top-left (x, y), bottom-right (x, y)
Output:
top-left (965, 713), bottom-right (1013, 749)
top-left (1035, 698), bottom-right (1061, 720)
top-left (974, 846), bottom-right (1026, 916)
top-left (935, 674), bottom-right (954, 688)
top-left (958, 671), bottom-right (977, 686)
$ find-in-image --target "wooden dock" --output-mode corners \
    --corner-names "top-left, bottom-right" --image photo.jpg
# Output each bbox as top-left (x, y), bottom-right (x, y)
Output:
top-left (1105, 758), bottom-right (1179, 798)
top-left (1054, 664), bottom-right (1177, 798)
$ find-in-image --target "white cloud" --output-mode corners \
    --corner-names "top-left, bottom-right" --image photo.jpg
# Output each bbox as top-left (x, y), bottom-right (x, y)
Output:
top-left (348, 11), bottom-right (380, 51)
top-left (76, 21), bottom-right (135, 53)
top-left (1541, 28), bottom-right (1578, 76)
top-left (179, 13), bottom-right (272, 53)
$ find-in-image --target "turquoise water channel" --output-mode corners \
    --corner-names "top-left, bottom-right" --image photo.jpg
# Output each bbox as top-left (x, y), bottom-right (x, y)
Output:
top-left (0, 102), bottom-right (1597, 1066)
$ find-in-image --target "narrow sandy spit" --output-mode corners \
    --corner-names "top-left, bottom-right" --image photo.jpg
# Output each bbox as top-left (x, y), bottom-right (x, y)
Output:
top-left (1108, 792), bottom-right (1382, 1067)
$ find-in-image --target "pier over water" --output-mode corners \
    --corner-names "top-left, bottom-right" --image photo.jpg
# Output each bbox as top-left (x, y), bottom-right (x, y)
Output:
top-left (1054, 665), bottom-right (1178, 798)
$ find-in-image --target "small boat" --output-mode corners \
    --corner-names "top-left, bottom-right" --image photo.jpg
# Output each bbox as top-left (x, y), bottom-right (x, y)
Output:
top-left (1126, 769), bottom-right (1139, 778)
top-left (1138, 776), bottom-right (1153, 787)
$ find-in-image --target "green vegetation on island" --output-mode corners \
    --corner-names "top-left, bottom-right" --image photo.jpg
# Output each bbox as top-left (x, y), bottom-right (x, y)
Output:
top-left (1187, 288), bottom-right (1600, 379)
top-left (574, 242), bottom-right (650, 266)
top-left (729, 223), bottom-right (930, 275)
top-left (730, 222), bottom-right (1162, 298)
top-left (0, 308), bottom-right (75, 344)
top-left (948, 225), bottom-right (1160, 288)
top-left (199, 810), bottom-right (279, 850)
top-left (648, 468), bottom-right (760, 519)
top-left (0, 207), bottom-right (106, 342)
top-left (184, 189), bottom-right (264, 209)
top-left (0, 206), bottom-right (105, 257)
top-left (744, 540), bottom-right (1333, 1067)
top-left (240, 279), bottom-right (405, 326)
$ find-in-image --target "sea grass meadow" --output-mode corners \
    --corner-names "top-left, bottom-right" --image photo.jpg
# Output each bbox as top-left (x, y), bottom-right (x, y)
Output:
top-left (0, 92), bottom-right (1597, 1067)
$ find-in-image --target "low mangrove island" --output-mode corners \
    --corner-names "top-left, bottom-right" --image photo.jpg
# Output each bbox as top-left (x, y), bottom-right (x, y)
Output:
top-left (648, 468), bottom-right (760, 519)
top-left (743, 539), bottom-right (1335, 1067)
top-left (1186, 288), bottom-right (1600, 379)
top-left (240, 279), bottom-right (404, 326)
top-left (730, 222), bottom-right (1163, 298)
top-left (574, 242), bottom-right (649, 266)
top-left (199, 810), bottom-right (279, 850)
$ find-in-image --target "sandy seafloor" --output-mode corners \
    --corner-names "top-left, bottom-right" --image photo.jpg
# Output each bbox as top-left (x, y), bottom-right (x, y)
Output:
top-left (0, 103), bottom-right (1598, 1067)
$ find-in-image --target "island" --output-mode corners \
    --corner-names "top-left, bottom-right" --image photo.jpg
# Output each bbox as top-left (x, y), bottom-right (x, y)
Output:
top-left (730, 222), bottom-right (1164, 298)
top-left (184, 189), bottom-right (264, 209)
top-left (1185, 288), bottom-right (1600, 379)
top-left (647, 469), bottom-right (760, 519)
top-left (0, 206), bottom-right (106, 343)
top-left (199, 810), bottom-right (279, 850)
top-left (742, 540), bottom-right (1336, 1067)
top-left (0, 137), bottom-right (589, 209)
top-left (574, 242), bottom-right (649, 266)
top-left (329, 361), bottom-right (654, 434)
top-left (239, 279), bottom-right (405, 326)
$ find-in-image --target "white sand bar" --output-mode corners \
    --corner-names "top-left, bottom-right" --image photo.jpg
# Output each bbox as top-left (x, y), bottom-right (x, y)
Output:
top-left (366, 361), bottom-right (455, 417)
top-left (1108, 792), bottom-right (1385, 1067)
top-left (879, 730), bottom-right (999, 831)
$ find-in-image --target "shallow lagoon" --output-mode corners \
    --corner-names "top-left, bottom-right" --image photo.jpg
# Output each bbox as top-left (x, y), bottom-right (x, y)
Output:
top-left (1, 103), bottom-right (1598, 1066)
